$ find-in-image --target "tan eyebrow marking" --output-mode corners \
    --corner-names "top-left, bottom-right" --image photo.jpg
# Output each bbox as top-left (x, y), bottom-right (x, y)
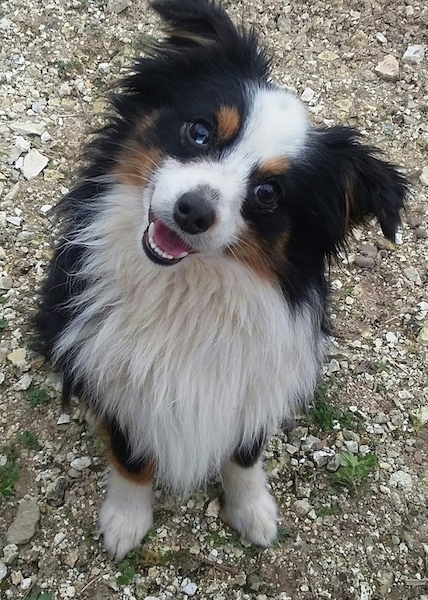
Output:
top-left (258, 157), bottom-right (290, 178)
top-left (216, 105), bottom-right (241, 142)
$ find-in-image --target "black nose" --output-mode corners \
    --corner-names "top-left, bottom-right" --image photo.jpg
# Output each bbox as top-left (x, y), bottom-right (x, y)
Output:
top-left (173, 191), bottom-right (216, 234)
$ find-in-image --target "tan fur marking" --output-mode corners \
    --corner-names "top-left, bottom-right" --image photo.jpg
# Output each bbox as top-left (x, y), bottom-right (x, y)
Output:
top-left (258, 157), bottom-right (290, 178)
top-left (115, 144), bottom-right (162, 188)
top-left (98, 421), bottom-right (155, 485)
top-left (226, 229), bottom-right (288, 282)
top-left (216, 106), bottom-right (241, 142)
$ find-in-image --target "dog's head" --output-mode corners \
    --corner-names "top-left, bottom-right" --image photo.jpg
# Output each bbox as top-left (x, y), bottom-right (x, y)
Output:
top-left (91, 0), bottom-right (407, 291)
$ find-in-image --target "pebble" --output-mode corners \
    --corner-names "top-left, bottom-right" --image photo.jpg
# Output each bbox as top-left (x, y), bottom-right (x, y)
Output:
top-left (318, 50), bottom-right (339, 61)
top-left (402, 44), bottom-right (425, 65)
top-left (9, 120), bottom-right (47, 136)
top-left (7, 499), bottom-right (40, 545)
top-left (180, 579), bottom-right (197, 596)
top-left (20, 577), bottom-right (32, 590)
top-left (375, 55), bottom-right (399, 81)
top-left (0, 561), bottom-right (6, 582)
top-left (13, 373), bottom-right (32, 391)
top-left (22, 149), bottom-right (49, 180)
top-left (6, 348), bottom-right (28, 369)
top-left (0, 277), bottom-right (13, 290)
top-left (404, 267), bottom-right (421, 285)
top-left (417, 325), bottom-right (428, 346)
top-left (70, 456), bottom-right (91, 470)
top-left (301, 87), bottom-right (315, 103)
top-left (326, 454), bottom-right (341, 472)
top-left (376, 32), bottom-right (387, 44)
top-left (420, 166), bottom-right (428, 186)
top-left (205, 498), bottom-right (220, 518)
top-left (344, 440), bottom-right (358, 454)
top-left (414, 450), bottom-right (423, 464)
top-left (9, 136), bottom-right (31, 163)
top-left (106, 0), bottom-right (131, 13)
top-left (57, 413), bottom-right (71, 425)
top-left (313, 449), bottom-right (334, 467)
top-left (293, 499), bottom-right (312, 517)
top-left (354, 255), bottom-right (375, 268)
top-left (2, 544), bottom-right (19, 565)
top-left (388, 470), bottom-right (413, 491)
top-left (46, 476), bottom-right (67, 506)
top-left (5, 216), bottom-right (21, 227)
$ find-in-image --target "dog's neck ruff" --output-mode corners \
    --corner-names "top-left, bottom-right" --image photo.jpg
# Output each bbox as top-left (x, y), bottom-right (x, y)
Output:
top-left (54, 185), bottom-right (323, 494)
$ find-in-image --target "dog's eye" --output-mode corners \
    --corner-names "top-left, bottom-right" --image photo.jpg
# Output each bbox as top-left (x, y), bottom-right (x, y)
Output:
top-left (186, 121), bottom-right (212, 147)
top-left (253, 182), bottom-right (281, 208)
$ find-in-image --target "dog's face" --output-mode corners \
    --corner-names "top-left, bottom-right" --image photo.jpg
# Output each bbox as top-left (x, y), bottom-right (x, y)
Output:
top-left (102, 0), bottom-right (406, 288)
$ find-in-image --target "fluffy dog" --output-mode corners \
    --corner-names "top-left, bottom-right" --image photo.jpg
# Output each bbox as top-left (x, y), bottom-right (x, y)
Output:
top-left (35, 0), bottom-right (407, 560)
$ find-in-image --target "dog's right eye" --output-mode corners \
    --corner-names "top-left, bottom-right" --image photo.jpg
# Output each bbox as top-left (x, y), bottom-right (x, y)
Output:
top-left (186, 121), bottom-right (212, 147)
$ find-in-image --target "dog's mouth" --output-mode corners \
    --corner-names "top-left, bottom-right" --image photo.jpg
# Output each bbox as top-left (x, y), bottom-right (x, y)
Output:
top-left (142, 216), bottom-right (194, 266)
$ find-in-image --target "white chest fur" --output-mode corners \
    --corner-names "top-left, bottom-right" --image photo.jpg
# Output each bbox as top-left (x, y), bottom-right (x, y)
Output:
top-left (55, 185), bottom-right (323, 493)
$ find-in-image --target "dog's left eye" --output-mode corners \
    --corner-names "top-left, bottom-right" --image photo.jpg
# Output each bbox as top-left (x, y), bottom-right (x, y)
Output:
top-left (253, 182), bottom-right (281, 208)
top-left (186, 121), bottom-right (212, 147)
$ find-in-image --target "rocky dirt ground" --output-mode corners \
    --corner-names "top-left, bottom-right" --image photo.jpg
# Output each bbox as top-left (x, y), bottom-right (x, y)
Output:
top-left (0, 0), bottom-right (427, 599)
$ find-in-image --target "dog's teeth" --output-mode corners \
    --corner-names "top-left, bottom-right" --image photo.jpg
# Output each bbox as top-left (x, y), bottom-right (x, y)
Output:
top-left (176, 251), bottom-right (189, 259)
top-left (163, 252), bottom-right (174, 260)
top-left (148, 221), bottom-right (155, 238)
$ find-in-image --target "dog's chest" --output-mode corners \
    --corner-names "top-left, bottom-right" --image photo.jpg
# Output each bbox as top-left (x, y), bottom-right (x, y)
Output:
top-left (64, 255), bottom-right (322, 491)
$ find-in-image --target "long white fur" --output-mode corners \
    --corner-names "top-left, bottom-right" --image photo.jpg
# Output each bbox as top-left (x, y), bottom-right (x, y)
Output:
top-left (221, 460), bottom-right (278, 545)
top-left (54, 86), bottom-right (324, 495)
top-left (99, 470), bottom-right (153, 560)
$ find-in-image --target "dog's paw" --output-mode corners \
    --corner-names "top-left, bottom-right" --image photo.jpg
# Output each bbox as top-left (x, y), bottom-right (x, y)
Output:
top-left (221, 487), bottom-right (278, 546)
top-left (99, 479), bottom-right (153, 561)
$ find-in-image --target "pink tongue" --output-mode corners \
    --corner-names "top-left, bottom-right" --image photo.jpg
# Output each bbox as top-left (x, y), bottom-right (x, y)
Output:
top-left (153, 219), bottom-right (193, 257)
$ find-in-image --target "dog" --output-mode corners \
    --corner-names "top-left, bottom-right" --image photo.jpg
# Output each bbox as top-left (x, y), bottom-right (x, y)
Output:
top-left (35, 0), bottom-right (407, 560)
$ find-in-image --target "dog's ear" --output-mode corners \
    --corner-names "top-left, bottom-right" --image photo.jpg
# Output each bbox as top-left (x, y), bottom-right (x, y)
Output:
top-left (307, 126), bottom-right (408, 251)
top-left (151, 0), bottom-right (238, 48)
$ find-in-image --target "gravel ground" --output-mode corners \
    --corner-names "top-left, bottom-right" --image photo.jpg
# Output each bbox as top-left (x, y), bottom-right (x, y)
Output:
top-left (0, 1), bottom-right (427, 599)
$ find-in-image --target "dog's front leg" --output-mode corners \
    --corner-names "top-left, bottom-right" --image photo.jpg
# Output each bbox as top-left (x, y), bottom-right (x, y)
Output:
top-left (220, 457), bottom-right (278, 546)
top-left (98, 419), bottom-right (154, 561)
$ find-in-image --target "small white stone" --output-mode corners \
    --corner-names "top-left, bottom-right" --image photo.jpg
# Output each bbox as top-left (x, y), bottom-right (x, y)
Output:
top-left (293, 499), bottom-right (312, 517)
top-left (386, 332), bottom-right (397, 344)
top-left (40, 131), bottom-right (51, 143)
top-left (65, 586), bottom-right (76, 598)
top-left (344, 440), bottom-right (358, 454)
top-left (98, 62), bottom-right (110, 72)
top-left (376, 32), bottom-right (387, 44)
top-left (420, 166), bottom-right (428, 186)
top-left (2, 544), bottom-right (19, 565)
top-left (402, 44), bottom-right (425, 65)
top-left (22, 149), bottom-right (49, 180)
top-left (301, 87), bottom-right (315, 103)
top-left (313, 449), bottom-right (334, 467)
top-left (53, 531), bottom-right (67, 546)
top-left (13, 373), bottom-right (32, 391)
top-left (205, 498), bottom-right (220, 518)
top-left (0, 561), bottom-right (6, 582)
top-left (70, 456), bottom-right (91, 470)
top-left (20, 578), bottom-right (32, 590)
top-left (389, 470), bottom-right (413, 491)
top-left (9, 136), bottom-right (31, 163)
top-left (180, 579), bottom-right (197, 596)
top-left (9, 120), bottom-right (47, 136)
top-left (328, 359), bottom-right (340, 374)
top-left (375, 55), bottom-right (399, 81)
top-left (57, 413), bottom-right (71, 425)
top-left (41, 205), bottom-right (53, 214)
top-left (7, 348), bottom-right (28, 369)
top-left (5, 216), bottom-right (21, 227)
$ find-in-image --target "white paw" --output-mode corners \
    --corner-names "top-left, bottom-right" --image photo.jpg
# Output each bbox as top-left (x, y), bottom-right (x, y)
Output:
top-left (99, 472), bottom-right (153, 561)
top-left (221, 487), bottom-right (278, 546)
